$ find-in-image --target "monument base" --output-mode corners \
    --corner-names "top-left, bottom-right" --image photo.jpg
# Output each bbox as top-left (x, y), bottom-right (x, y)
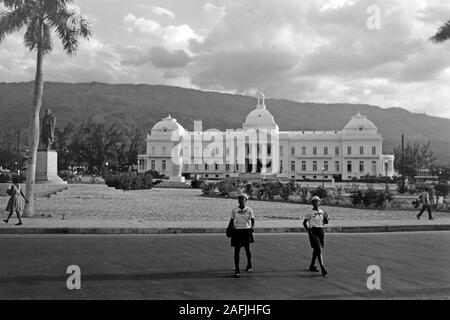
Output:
top-left (36, 150), bottom-right (64, 183)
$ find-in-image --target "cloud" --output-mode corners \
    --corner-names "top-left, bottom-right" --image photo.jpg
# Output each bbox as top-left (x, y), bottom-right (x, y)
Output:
top-left (123, 14), bottom-right (202, 51)
top-left (150, 6), bottom-right (175, 19)
top-left (149, 46), bottom-right (190, 69)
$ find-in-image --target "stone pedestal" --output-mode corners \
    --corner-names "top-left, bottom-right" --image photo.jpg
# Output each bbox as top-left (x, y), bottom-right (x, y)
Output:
top-left (36, 150), bottom-right (65, 183)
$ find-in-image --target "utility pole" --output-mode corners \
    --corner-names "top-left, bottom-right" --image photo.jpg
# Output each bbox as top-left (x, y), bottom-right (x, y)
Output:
top-left (401, 133), bottom-right (404, 191)
top-left (16, 129), bottom-right (20, 174)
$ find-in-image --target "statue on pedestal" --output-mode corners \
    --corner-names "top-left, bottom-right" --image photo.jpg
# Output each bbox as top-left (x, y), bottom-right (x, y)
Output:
top-left (40, 108), bottom-right (56, 151)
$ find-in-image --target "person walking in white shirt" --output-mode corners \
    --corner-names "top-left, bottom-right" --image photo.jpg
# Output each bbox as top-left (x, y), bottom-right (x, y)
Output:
top-left (303, 196), bottom-right (329, 276)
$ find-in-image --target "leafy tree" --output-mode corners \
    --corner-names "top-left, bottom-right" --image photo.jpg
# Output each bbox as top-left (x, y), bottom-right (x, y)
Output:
top-left (117, 124), bottom-right (144, 171)
top-left (0, 0), bottom-right (91, 216)
top-left (430, 20), bottom-right (450, 43)
top-left (76, 120), bottom-right (124, 173)
top-left (394, 140), bottom-right (436, 179)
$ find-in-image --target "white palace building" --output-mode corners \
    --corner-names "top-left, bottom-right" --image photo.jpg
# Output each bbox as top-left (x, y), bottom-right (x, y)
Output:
top-left (138, 90), bottom-right (394, 182)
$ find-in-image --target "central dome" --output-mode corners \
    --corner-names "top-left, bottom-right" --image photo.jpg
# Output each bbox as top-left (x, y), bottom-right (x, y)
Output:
top-left (242, 89), bottom-right (279, 131)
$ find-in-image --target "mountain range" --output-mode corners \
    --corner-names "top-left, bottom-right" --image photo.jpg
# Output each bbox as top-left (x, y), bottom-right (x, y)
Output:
top-left (1, 81), bottom-right (449, 165)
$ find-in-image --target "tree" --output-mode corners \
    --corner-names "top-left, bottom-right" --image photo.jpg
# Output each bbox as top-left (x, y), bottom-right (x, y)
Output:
top-left (0, 0), bottom-right (91, 216)
top-left (76, 120), bottom-right (123, 173)
top-left (54, 121), bottom-right (74, 170)
top-left (117, 124), bottom-right (144, 171)
top-left (430, 20), bottom-right (450, 43)
top-left (394, 140), bottom-right (436, 179)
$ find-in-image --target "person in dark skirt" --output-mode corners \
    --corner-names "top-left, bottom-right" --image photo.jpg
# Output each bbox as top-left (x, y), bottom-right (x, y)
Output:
top-left (303, 196), bottom-right (329, 276)
top-left (229, 192), bottom-right (255, 278)
top-left (4, 175), bottom-right (28, 225)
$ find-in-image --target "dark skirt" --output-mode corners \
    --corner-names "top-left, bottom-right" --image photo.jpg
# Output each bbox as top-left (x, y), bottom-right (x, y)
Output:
top-left (308, 227), bottom-right (325, 250)
top-left (231, 228), bottom-right (254, 247)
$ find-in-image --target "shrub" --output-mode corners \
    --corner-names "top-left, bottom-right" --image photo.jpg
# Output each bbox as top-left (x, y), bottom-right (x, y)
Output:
top-left (310, 186), bottom-right (328, 201)
top-left (350, 190), bottom-right (364, 206)
top-left (434, 184), bottom-right (450, 197)
top-left (145, 170), bottom-right (163, 179)
top-left (218, 178), bottom-right (239, 196)
top-left (0, 173), bottom-right (10, 183)
top-left (190, 176), bottom-right (204, 189)
top-left (202, 182), bottom-right (218, 196)
top-left (104, 172), bottom-right (153, 190)
top-left (59, 170), bottom-right (75, 182)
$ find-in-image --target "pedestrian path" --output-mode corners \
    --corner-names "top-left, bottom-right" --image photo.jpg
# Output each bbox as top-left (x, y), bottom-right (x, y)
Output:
top-left (0, 217), bottom-right (449, 234)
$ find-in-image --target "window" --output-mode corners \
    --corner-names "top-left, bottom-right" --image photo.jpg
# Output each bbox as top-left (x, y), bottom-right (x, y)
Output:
top-left (162, 160), bottom-right (166, 172)
top-left (291, 161), bottom-right (296, 172)
top-left (194, 164), bottom-right (199, 170)
top-left (335, 161), bottom-right (340, 172)
top-left (347, 146), bottom-right (351, 155)
top-left (360, 146), bottom-right (364, 155)
top-left (372, 146), bottom-right (376, 155)
top-left (279, 160), bottom-right (283, 173)
top-left (347, 161), bottom-right (352, 173)
top-left (267, 144), bottom-right (271, 156)
top-left (183, 164), bottom-right (188, 172)
top-left (313, 161), bottom-right (317, 171)
top-left (162, 146), bottom-right (166, 155)
top-left (279, 146), bottom-right (283, 155)
top-left (205, 163), bottom-right (208, 171)
top-left (215, 163), bottom-right (219, 171)
top-left (335, 146), bottom-right (339, 155)
top-left (313, 147), bottom-right (317, 155)
top-left (291, 146), bottom-right (295, 156)
top-left (324, 161), bottom-right (329, 171)
top-left (372, 161), bottom-right (377, 174)
top-left (226, 147), bottom-right (230, 155)
top-left (302, 146), bottom-right (306, 155)
top-left (151, 146), bottom-right (156, 154)
top-left (324, 146), bottom-right (328, 155)
top-left (139, 160), bottom-right (145, 170)
top-left (301, 161), bottom-right (306, 171)
top-left (151, 160), bottom-right (156, 170)
top-left (226, 164), bottom-right (230, 171)
top-left (359, 161), bottom-right (364, 172)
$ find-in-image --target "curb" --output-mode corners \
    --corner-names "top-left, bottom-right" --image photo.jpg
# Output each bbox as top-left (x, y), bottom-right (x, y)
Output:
top-left (0, 225), bottom-right (449, 235)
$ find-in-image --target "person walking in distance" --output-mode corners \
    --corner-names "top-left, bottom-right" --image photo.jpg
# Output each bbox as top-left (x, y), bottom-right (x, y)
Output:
top-left (229, 193), bottom-right (255, 278)
top-left (303, 196), bottom-right (329, 276)
top-left (416, 187), bottom-right (433, 220)
top-left (4, 175), bottom-right (28, 225)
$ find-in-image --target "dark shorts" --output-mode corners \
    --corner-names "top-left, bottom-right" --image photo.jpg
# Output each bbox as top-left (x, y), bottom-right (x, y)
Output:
top-left (231, 229), bottom-right (254, 247)
top-left (308, 227), bottom-right (325, 250)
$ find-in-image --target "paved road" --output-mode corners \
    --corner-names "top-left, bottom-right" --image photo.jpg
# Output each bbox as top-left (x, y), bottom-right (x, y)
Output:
top-left (0, 232), bottom-right (449, 299)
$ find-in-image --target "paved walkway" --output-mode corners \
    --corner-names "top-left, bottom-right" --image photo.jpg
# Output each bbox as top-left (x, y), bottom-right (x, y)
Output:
top-left (1, 217), bottom-right (449, 234)
top-left (1, 185), bottom-right (448, 222)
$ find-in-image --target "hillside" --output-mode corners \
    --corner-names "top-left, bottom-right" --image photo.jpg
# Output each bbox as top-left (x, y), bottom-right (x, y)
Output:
top-left (1, 81), bottom-right (450, 165)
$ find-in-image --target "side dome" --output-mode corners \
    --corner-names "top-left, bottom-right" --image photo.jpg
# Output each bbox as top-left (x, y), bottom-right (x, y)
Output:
top-left (151, 115), bottom-right (186, 136)
top-left (343, 113), bottom-right (377, 134)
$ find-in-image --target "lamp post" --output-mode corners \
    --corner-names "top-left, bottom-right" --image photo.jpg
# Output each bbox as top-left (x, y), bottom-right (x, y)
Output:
top-left (384, 160), bottom-right (389, 190)
top-left (322, 167), bottom-right (325, 188)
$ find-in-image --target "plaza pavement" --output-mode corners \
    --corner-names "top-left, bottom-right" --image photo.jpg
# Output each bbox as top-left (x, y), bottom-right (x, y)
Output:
top-left (0, 185), bottom-right (449, 234)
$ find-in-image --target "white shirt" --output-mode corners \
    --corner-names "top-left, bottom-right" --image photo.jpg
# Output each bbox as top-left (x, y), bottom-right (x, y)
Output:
top-left (230, 206), bottom-right (255, 229)
top-left (304, 209), bottom-right (327, 228)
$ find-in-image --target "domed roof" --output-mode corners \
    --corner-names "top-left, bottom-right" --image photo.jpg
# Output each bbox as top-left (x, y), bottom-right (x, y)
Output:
top-left (243, 108), bottom-right (278, 129)
top-left (242, 89), bottom-right (279, 131)
top-left (151, 115), bottom-right (186, 135)
top-left (343, 113), bottom-right (377, 133)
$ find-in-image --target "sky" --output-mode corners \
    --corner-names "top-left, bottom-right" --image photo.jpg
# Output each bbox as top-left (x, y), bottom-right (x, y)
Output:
top-left (1, 0), bottom-right (450, 119)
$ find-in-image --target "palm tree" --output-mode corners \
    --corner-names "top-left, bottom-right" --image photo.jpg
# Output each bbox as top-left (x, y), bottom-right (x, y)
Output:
top-left (0, 0), bottom-right (91, 216)
top-left (430, 20), bottom-right (450, 43)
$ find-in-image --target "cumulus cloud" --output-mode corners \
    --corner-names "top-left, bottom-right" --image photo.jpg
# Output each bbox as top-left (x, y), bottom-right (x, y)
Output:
top-left (123, 14), bottom-right (202, 51)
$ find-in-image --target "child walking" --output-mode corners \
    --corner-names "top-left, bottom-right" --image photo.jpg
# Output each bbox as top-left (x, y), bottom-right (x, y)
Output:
top-left (303, 196), bottom-right (329, 276)
top-left (4, 175), bottom-right (28, 225)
